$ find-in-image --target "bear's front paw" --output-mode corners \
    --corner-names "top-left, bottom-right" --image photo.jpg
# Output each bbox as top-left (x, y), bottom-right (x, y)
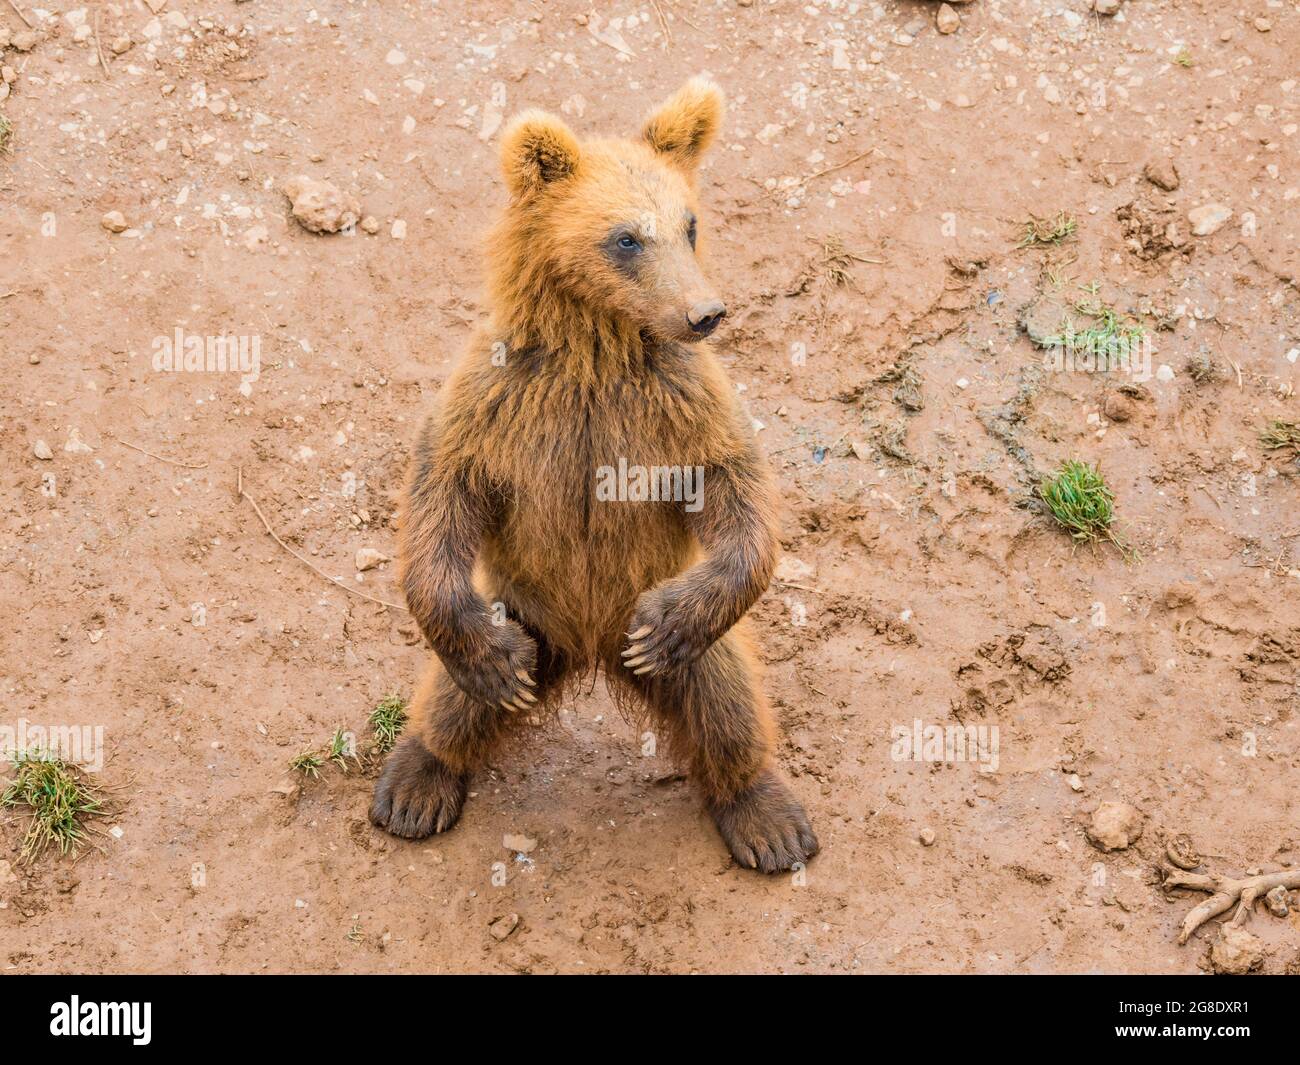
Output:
top-left (370, 737), bottom-right (469, 839)
top-left (620, 586), bottom-right (714, 678)
top-left (443, 619), bottom-right (538, 712)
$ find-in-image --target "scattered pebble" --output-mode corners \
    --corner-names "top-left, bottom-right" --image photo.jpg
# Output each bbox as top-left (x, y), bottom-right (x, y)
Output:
top-left (489, 912), bottom-right (520, 941)
top-left (282, 175), bottom-right (361, 234)
top-left (355, 547), bottom-right (389, 572)
top-left (935, 4), bottom-right (960, 35)
top-left (1264, 885), bottom-right (1289, 917)
top-left (1143, 158), bottom-right (1179, 192)
top-left (1086, 801), bottom-right (1143, 852)
top-left (918, 827), bottom-right (936, 846)
top-left (1188, 203), bottom-right (1232, 237)
top-left (100, 211), bottom-right (128, 233)
top-left (1209, 924), bottom-right (1263, 974)
top-left (774, 556), bottom-right (815, 583)
top-left (503, 833), bottom-right (538, 854)
top-left (1165, 833), bottom-right (1201, 870)
top-left (33, 440), bottom-right (53, 460)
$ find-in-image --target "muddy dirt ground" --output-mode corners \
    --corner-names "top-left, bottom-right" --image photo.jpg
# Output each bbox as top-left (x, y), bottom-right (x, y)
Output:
top-left (2, 0), bottom-right (1298, 974)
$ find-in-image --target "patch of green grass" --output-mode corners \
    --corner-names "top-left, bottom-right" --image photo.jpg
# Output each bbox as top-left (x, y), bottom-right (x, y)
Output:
top-left (0, 114), bottom-right (11, 154)
top-left (1174, 49), bottom-right (1193, 68)
top-left (1042, 283), bottom-right (1147, 368)
top-left (1017, 212), bottom-right (1078, 249)
top-left (1260, 419), bottom-right (1300, 458)
top-left (369, 693), bottom-right (408, 756)
top-left (1, 752), bottom-right (105, 863)
top-left (289, 750), bottom-right (324, 779)
top-left (327, 727), bottom-right (358, 773)
top-left (1038, 460), bottom-right (1130, 555)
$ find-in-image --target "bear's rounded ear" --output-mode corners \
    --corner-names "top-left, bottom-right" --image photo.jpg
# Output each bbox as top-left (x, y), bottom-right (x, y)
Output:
top-left (499, 110), bottom-right (581, 198)
top-left (641, 76), bottom-right (725, 172)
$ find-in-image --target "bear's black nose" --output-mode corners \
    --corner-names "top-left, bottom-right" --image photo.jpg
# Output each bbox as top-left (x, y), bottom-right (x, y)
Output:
top-left (687, 300), bottom-right (727, 337)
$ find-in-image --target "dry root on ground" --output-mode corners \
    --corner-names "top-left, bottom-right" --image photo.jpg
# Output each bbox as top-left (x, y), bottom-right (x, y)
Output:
top-left (1165, 867), bottom-right (1300, 945)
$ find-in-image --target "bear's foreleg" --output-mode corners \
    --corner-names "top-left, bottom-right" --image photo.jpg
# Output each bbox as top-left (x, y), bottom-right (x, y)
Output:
top-left (622, 457), bottom-right (778, 676)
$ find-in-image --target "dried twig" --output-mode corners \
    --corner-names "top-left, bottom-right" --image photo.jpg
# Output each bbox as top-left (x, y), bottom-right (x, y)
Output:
top-left (237, 466), bottom-right (407, 612)
top-left (112, 436), bottom-right (208, 469)
top-left (93, 6), bottom-right (112, 79)
top-left (1165, 867), bottom-right (1300, 944)
top-left (798, 149), bottom-right (873, 187)
top-left (650, 0), bottom-right (672, 46)
top-left (5, 0), bottom-right (32, 28)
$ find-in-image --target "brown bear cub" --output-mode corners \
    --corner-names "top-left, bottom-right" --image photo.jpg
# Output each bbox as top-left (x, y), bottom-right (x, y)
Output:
top-left (370, 77), bottom-right (818, 873)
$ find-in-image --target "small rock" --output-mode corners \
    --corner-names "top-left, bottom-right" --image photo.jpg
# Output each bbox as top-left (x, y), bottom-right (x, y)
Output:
top-left (355, 547), bottom-right (389, 572)
top-left (10, 30), bottom-right (39, 52)
top-left (1209, 924), bottom-right (1264, 974)
top-left (391, 218), bottom-right (407, 240)
top-left (282, 175), bottom-right (361, 234)
top-left (110, 36), bottom-right (132, 55)
top-left (1067, 773), bottom-right (1084, 792)
top-left (935, 4), bottom-right (959, 34)
top-left (0, 859), bottom-right (17, 885)
top-left (1165, 833), bottom-right (1201, 870)
top-left (360, 215), bottom-right (379, 235)
top-left (918, 827), bottom-right (936, 846)
top-left (1253, 17), bottom-right (1271, 33)
top-left (100, 210), bottom-right (128, 233)
top-left (33, 440), bottom-right (53, 460)
top-left (773, 556), bottom-right (815, 583)
top-left (1188, 203), bottom-right (1232, 237)
top-left (63, 427), bottom-right (94, 454)
top-left (1102, 391), bottom-right (1136, 423)
top-left (1143, 158), bottom-right (1179, 192)
top-left (489, 913), bottom-right (520, 941)
top-left (269, 778), bottom-right (301, 800)
top-left (1091, 0), bottom-right (1120, 14)
top-left (503, 833), bottom-right (537, 854)
top-left (1086, 801), bottom-right (1143, 852)
top-left (1264, 885), bottom-right (1290, 917)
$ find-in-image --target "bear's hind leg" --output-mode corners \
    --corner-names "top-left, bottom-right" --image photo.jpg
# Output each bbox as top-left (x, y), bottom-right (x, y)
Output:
top-left (371, 636), bottom-right (565, 840)
top-left (620, 630), bottom-right (818, 872)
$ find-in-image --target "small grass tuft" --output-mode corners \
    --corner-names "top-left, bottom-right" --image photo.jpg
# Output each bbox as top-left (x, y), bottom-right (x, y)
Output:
top-left (1185, 353), bottom-right (1217, 385)
top-left (289, 749), bottom-right (324, 779)
top-left (1017, 212), bottom-right (1078, 249)
top-left (1042, 283), bottom-right (1147, 368)
top-left (1174, 49), bottom-right (1193, 68)
top-left (327, 727), bottom-right (358, 773)
top-left (1039, 460), bottom-right (1130, 554)
top-left (0, 114), bottom-right (12, 154)
top-left (1260, 419), bottom-right (1300, 459)
top-left (2, 752), bottom-right (105, 863)
top-left (369, 693), bottom-right (408, 756)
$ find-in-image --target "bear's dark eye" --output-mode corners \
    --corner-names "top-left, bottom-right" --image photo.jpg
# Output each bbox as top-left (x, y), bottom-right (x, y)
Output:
top-left (617, 234), bottom-right (641, 252)
top-left (687, 216), bottom-right (697, 250)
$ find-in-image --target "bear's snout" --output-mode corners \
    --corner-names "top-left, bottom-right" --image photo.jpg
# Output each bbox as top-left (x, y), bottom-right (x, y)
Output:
top-left (686, 299), bottom-right (727, 338)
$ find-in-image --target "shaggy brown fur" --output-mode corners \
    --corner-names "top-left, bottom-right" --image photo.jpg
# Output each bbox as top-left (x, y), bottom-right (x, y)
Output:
top-left (371, 77), bottom-right (818, 873)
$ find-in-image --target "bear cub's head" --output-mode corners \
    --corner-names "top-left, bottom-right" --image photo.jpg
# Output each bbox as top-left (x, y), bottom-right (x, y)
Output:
top-left (497, 77), bottom-right (727, 346)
